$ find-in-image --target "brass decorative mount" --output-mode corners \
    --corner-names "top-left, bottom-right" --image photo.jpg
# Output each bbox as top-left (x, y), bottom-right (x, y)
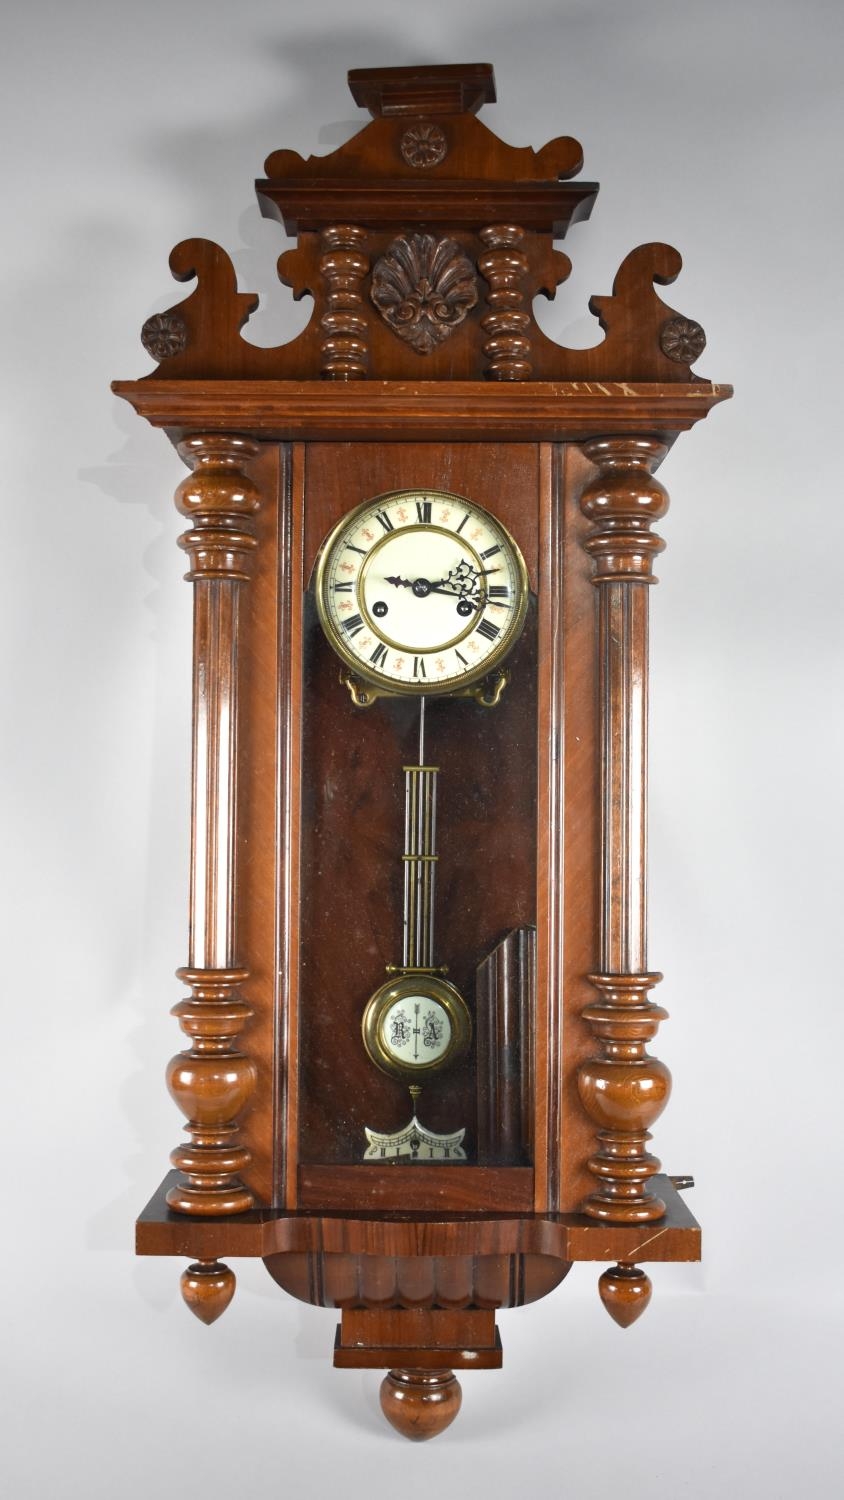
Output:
top-left (340, 665), bottom-right (509, 708)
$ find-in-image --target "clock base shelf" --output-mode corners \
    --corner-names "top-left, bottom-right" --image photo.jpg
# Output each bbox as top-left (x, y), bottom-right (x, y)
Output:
top-left (297, 1163), bottom-right (534, 1213)
top-left (136, 1171), bottom-right (700, 1264)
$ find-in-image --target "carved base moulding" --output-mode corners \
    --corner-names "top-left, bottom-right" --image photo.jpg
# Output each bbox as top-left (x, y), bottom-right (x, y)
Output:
top-left (117, 61), bottom-right (729, 1438)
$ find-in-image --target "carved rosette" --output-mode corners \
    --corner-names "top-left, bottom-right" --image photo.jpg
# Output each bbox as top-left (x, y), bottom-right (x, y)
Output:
top-left (371, 233), bottom-right (479, 353)
top-left (399, 123), bottom-right (448, 168)
top-left (660, 315), bottom-right (706, 364)
top-left (141, 311), bottom-right (188, 360)
top-left (478, 225), bottom-right (532, 379)
top-left (319, 225), bottom-right (369, 378)
top-left (165, 435), bottom-right (261, 1224)
top-left (577, 438), bottom-right (672, 1229)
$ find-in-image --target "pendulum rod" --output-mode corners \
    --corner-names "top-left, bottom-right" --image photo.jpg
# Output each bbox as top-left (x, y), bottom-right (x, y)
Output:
top-left (402, 697), bottom-right (439, 970)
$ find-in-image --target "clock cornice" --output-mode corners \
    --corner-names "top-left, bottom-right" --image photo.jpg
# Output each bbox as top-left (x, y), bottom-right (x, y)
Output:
top-left (113, 377), bottom-right (731, 446)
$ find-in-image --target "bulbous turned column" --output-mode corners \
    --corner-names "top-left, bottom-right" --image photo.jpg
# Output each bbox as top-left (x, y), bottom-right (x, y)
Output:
top-left (319, 225), bottom-right (369, 378)
top-left (478, 224), bottom-right (532, 379)
top-left (166, 434), bottom-right (260, 1220)
top-left (577, 437), bottom-right (672, 1225)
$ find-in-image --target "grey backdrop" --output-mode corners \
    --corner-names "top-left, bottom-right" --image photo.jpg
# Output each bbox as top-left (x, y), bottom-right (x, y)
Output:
top-left (3, 1), bottom-right (842, 1495)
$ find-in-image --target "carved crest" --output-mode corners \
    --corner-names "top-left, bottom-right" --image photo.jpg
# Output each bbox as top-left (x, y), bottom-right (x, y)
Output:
top-left (371, 233), bottom-right (479, 353)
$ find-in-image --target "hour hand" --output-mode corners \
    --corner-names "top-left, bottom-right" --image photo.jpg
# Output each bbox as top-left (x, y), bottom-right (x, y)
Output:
top-left (385, 575), bottom-right (413, 588)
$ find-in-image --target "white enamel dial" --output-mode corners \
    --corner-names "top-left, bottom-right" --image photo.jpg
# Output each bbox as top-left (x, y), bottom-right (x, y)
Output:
top-left (315, 490), bottom-right (529, 695)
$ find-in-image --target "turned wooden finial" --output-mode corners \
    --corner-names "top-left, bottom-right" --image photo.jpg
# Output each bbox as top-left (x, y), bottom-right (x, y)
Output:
top-left (180, 1260), bottom-right (236, 1324)
top-left (379, 1369), bottom-right (462, 1441)
top-left (598, 1264), bottom-right (652, 1328)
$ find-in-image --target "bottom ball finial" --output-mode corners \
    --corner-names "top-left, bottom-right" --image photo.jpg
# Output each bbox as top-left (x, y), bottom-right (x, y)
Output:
top-left (180, 1260), bottom-right (236, 1324)
top-left (379, 1369), bottom-right (462, 1441)
top-left (598, 1264), bottom-right (652, 1327)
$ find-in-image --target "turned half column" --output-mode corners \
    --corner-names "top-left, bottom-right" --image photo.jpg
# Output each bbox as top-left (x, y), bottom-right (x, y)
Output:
top-left (319, 225), bottom-right (369, 378)
top-left (478, 224), bottom-right (532, 379)
top-left (577, 437), bottom-right (671, 1224)
top-left (165, 434), bottom-right (260, 1216)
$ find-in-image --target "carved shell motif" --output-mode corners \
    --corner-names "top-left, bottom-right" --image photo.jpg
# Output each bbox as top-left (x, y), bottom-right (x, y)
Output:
top-left (371, 233), bottom-right (479, 354)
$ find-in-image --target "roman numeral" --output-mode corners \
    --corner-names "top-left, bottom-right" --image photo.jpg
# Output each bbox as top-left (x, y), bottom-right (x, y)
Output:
top-left (476, 618), bottom-right (501, 641)
top-left (455, 650), bottom-right (469, 668)
top-left (370, 642), bottom-right (388, 668)
top-left (480, 544), bottom-right (501, 561)
top-left (488, 584), bottom-right (509, 599)
top-left (456, 512), bottom-right (470, 534)
top-left (413, 656), bottom-right (427, 678)
top-left (415, 500), bottom-right (432, 523)
top-left (333, 581), bottom-right (353, 592)
top-left (345, 543), bottom-right (367, 556)
top-left (374, 510), bottom-right (394, 532)
top-left (342, 613), bottom-right (364, 636)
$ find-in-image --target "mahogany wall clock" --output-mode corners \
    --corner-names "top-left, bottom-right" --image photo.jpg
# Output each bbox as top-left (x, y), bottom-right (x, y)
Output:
top-left (115, 61), bottom-right (731, 1441)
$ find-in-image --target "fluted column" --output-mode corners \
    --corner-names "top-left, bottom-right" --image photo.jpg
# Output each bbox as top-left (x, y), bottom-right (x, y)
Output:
top-left (576, 437), bottom-right (671, 1225)
top-left (165, 434), bottom-right (260, 1218)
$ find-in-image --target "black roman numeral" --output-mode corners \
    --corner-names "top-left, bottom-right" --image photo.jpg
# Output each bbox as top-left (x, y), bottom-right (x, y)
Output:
top-left (413, 656), bottom-right (427, 678)
top-left (488, 585), bottom-right (510, 604)
top-left (374, 510), bottom-right (394, 532)
top-left (415, 500), bottom-right (432, 523)
top-left (342, 613), bottom-right (364, 636)
top-left (370, 642), bottom-right (388, 668)
top-left (456, 512), bottom-right (470, 534)
top-left (476, 618), bottom-right (501, 641)
top-left (480, 544), bottom-right (501, 561)
top-left (345, 543), bottom-right (367, 556)
top-left (455, 650), bottom-right (469, 668)
top-left (333, 581), bottom-right (353, 592)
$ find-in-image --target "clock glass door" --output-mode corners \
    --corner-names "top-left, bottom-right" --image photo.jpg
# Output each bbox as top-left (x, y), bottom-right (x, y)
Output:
top-left (290, 441), bottom-right (541, 1211)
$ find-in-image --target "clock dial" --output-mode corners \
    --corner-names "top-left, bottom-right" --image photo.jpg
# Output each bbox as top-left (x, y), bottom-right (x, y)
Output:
top-left (315, 490), bottom-right (529, 695)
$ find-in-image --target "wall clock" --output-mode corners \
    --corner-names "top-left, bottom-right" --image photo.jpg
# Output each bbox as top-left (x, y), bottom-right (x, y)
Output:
top-left (115, 61), bottom-right (731, 1441)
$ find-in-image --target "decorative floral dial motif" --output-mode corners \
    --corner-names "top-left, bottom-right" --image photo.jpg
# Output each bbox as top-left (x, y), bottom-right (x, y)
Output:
top-left (315, 490), bottom-right (529, 697)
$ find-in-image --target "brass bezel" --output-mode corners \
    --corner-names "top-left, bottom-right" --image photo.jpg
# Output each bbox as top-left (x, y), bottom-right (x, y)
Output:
top-left (314, 488), bottom-right (530, 698)
top-left (361, 972), bottom-right (472, 1083)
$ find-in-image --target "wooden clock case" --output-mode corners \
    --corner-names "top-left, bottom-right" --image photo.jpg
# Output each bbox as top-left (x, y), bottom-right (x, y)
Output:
top-left (115, 63), bottom-right (731, 1440)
